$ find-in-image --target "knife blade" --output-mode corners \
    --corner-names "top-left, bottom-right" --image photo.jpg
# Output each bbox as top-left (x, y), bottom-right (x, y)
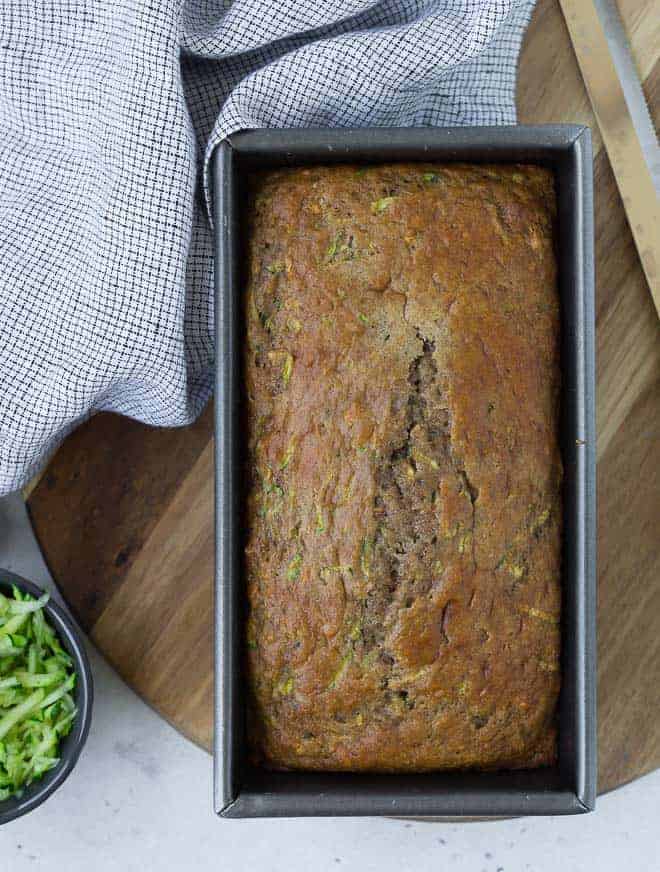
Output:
top-left (594, 0), bottom-right (659, 192)
top-left (559, 0), bottom-right (660, 316)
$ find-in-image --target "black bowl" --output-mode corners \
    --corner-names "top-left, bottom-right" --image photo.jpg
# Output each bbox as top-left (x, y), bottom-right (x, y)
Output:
top-left (0, 570), bottom-right (93, 825)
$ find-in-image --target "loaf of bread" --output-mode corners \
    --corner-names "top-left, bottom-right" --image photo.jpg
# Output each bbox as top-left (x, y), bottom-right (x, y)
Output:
top-left (244, 162), bottom-right (561, 772)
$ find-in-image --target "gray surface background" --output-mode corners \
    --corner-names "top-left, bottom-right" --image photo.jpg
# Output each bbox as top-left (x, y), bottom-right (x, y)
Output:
top-left (1, 492), bottom-right (658, 871)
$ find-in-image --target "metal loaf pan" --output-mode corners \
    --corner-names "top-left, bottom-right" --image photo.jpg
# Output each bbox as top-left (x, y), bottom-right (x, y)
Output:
top-left (213, 126), bottom-right (596, 818)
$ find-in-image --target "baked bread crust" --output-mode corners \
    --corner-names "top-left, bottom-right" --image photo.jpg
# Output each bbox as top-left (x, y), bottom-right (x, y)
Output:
top-left (244, 163), bottom-right (561, 772)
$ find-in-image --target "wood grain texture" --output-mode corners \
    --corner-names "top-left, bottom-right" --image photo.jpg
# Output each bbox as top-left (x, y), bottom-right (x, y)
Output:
top-left (28, 0), bottom-right (660, 791)
top-left (29, 404), bottom-right (214, 626)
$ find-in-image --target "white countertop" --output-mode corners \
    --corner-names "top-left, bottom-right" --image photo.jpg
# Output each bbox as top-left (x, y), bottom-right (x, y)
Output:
top-left (2, 493), bottom-right (658, 871)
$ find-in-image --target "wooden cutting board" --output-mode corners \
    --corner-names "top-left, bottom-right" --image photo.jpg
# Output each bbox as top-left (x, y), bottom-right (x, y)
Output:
top-left (27, 0), bottom-right (659, 794)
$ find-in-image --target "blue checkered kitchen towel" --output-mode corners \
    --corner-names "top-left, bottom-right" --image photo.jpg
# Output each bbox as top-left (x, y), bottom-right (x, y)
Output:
top-left (0, 0), bottom-right (535, 494)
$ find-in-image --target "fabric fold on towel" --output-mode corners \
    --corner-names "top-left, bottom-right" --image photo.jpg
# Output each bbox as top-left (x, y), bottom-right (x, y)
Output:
top-left (0, 0), bottom-right (535, 494)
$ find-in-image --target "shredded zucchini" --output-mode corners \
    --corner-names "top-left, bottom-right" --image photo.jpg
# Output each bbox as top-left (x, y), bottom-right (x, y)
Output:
top-left (0, 585), bottom-right (77, 802)
top-left (286, 553), bottom-right (303, 582)
top-left (371, 196), bottom-right (395, 214)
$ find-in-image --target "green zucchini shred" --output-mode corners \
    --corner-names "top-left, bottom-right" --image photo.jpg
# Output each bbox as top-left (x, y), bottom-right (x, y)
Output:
top-left (360, 537), bottom-right (373, 577)
top-left (281, 352), bottom-right (294, 385)
top-left (371, 196), bottom-right (395, 214)
top-left (286, 553), bottom-right (303, 582)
